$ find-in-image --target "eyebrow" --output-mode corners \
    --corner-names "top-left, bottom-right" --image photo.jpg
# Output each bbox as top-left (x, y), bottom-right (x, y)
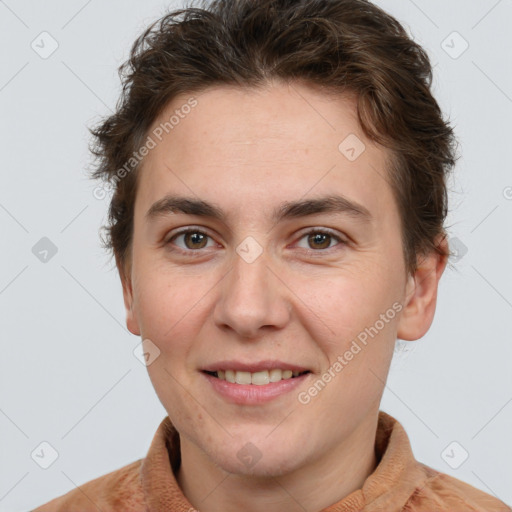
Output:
top-left (146, 194), bottom-right (372, 225)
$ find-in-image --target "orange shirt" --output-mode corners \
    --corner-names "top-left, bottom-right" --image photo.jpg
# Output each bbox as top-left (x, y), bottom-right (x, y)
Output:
top-left (33, 410), bottom-right (511, 511)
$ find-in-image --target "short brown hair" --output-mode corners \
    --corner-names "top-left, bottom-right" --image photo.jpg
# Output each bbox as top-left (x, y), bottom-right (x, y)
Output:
top-left (88, 0), bottom-right (458, 279)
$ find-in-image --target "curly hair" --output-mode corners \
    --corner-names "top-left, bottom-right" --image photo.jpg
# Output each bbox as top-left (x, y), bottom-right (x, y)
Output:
top-left (88, 0), bottom-right (459, 279)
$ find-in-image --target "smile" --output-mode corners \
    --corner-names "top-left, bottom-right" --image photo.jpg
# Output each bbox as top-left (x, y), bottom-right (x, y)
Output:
top-left (204, 369), bottom-right (311, 385)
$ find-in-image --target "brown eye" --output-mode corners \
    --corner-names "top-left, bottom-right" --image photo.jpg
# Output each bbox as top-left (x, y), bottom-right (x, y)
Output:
top-left (167, 229), bottom-right (214, 251)
top-left (295, 229), bottom-right (347, 252)
top-left (183, 231), bottom-right (208, 249)
top-left (307, 232), bottom-right (332, 250)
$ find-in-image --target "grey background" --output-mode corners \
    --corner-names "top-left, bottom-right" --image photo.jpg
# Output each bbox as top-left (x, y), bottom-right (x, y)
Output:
top-left (1, 0), bottom-right (511, 510)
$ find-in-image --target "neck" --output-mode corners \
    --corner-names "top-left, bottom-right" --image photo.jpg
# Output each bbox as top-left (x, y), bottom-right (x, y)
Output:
top-left (176, 412), bottom-right (379, 512)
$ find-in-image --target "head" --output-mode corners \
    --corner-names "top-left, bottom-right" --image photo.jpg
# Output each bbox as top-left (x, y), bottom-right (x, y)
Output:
top-left (89, 0), bottom-right (457, 477)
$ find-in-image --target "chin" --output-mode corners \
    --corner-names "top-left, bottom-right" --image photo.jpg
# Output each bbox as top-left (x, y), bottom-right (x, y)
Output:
top-left (220, 454), bottom-right (302, 479)
top-left (207, 436), bottom-right (305, 478)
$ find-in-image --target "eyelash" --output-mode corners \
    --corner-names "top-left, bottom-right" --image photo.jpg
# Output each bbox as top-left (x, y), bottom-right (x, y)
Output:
top-left (165, 227), bottom-right (347, 256)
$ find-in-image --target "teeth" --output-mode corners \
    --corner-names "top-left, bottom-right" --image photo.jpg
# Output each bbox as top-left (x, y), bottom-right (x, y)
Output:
top-left (213, 369), bottom-right (307, 384)
top-left (251, 371), bottom-right (270, 385)
top-left (235, 371), bottom-right (252, 385)
top-left (269, 369), bottom-right (282, 382)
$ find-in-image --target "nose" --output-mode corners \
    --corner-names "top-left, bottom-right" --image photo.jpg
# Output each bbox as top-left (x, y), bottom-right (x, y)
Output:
top-left (213, 246), bottom-right (291, 339)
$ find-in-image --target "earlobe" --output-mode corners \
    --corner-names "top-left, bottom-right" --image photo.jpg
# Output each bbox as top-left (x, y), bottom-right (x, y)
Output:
top-left (119, 261), bottom-right (141, 336)
top-left (397, 236), bottom-right (448, 341)
top-left (125, 292), bottom-right (141, 336)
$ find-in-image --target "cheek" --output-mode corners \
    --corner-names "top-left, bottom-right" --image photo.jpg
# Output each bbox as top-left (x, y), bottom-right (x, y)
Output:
top-left (297, 273), bottom-right (399, 421)
top-left (136, 270), bottom-right (205, 413)
top-left (132, 262), bottom-right (201, 338)
top-left (292, 266), bottom-right (400, 345)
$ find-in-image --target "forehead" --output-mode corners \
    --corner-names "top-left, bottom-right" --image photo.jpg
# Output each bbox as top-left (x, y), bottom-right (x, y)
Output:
top-left (135, 82), bottom-right (396, 228)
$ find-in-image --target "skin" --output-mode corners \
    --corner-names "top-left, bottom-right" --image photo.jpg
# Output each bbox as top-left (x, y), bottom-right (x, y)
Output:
top-left (120, 80), bottom-right (448, 512)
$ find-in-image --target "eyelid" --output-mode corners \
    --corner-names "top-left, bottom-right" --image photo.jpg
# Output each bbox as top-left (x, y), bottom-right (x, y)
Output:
top-left (292, 227), bottom-right (348, 252)
top-left (166, 225), bottom-right (214, 241)
top-left (294, 226), bottom-right (347, 242)
top-left (165, 226), bottom-right (219, 251)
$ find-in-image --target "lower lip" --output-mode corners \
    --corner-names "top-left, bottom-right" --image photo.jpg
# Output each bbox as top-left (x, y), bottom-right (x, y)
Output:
top-left (202, 372), bottom-right (310, 405)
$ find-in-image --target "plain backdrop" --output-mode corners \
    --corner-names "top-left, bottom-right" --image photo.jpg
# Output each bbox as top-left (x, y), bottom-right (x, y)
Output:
top-left (1, 0), bottom-right (511, 510)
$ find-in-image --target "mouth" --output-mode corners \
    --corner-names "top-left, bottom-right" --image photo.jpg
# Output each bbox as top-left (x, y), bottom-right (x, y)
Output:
top-left (200, 360), bottom-right (313, 404)
top-left (202, 369), bottom-right (311, 385)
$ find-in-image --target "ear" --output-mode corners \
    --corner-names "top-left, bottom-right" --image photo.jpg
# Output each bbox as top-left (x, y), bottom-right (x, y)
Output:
top-left (397, 234), bottom-right (448, 341)
top-left (117, 255), bottom-right (141, 336)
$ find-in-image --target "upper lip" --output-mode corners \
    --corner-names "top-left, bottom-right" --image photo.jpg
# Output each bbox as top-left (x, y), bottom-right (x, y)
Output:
top-left (201, 360), bottom-right (311, 373)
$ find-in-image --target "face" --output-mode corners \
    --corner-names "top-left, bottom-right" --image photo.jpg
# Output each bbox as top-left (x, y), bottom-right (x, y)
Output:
top-left (121, 81), bottom-right (445, 477)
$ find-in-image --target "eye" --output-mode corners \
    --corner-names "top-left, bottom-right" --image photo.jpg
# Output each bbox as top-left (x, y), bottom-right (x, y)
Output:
top-left (295, 229), bottom-right (347, 252)
top-left (165, 227), bottom-right (347, 256)
top-left (166, 228), bottom-right (216, 252)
